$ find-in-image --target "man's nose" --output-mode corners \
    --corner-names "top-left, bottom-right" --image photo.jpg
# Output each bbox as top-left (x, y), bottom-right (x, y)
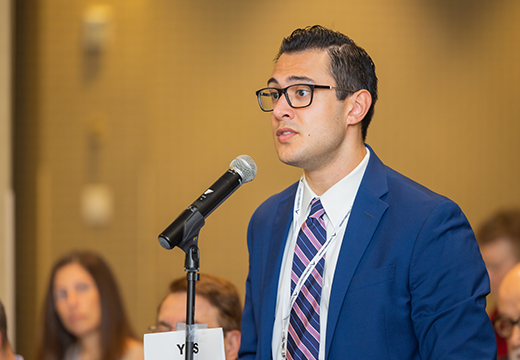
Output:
top-left (273, 93), bottom-right (294, 119)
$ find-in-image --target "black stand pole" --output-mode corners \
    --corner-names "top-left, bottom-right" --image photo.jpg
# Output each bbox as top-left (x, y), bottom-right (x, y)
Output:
top-left (184, 237), bottom-right (200, 360)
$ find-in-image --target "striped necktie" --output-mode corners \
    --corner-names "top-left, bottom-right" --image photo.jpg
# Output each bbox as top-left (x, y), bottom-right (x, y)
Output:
top-left (287, 197), bottom-right (327, 360)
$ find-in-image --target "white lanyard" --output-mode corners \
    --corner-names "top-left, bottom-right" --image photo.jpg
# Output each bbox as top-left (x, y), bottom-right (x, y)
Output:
top-left (281, 179), bottom-right (351, 358)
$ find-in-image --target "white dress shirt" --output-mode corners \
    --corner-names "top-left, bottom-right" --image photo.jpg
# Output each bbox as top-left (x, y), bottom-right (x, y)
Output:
top-left (272, 148), bottom-right (370, 360)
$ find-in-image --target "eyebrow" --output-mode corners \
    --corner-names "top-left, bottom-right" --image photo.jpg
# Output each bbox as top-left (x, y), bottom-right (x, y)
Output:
top-left (267, 75), bottom-right (316, 86)
top-left (157, 321), bottom-right (173, 329)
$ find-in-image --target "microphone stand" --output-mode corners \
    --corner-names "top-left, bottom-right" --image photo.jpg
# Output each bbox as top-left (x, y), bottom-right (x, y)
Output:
top-left (182, 236), bottom-right (200, 360)
top-left (159, 208), bottom-right (206, 360)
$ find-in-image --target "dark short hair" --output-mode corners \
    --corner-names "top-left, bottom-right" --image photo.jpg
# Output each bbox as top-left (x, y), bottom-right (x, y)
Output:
top-left (165, 273), bottom-right (242, 333)
top-left (276, 25), bottom-right (378, 141)
top-left (0, 298), bottom-right (8, 348)
top-left (477, 208), bottom-right (520, 260)
top-left (36, 250), bottom-right (136, 360)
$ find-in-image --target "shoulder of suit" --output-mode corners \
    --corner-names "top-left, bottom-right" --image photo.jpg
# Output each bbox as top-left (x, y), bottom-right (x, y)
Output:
top-left (253, 181), bottom-right (298, 212)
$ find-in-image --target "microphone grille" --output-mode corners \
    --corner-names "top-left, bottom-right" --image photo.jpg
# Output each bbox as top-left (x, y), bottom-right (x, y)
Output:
top-left (230, 155), bottom-right (257, 183)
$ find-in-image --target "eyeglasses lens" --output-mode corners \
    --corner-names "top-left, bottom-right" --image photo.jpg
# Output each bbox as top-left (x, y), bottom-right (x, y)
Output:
top-left (258, 85), bottom-right (313, 111)
top-left (495, 318), bottom-right (516, 338)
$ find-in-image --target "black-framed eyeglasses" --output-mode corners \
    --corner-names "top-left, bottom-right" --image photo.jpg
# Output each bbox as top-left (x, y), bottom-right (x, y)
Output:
top-left (255, 84), bottom-right (356, 112)
top-left (494, 316), bottom-right (520, 338)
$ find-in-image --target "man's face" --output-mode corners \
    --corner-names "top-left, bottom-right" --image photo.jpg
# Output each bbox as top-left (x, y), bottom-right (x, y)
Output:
top-left (268, 50), bottom-right (350, 173)
top-left (498, 271), bottom-right (520, 358)
top-left (156, 292), bottom-right (221, 332)
top-left (156, 292), bottom-right (241, 360)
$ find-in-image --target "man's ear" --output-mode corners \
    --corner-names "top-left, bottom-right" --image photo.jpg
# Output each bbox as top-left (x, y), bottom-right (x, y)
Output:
top-left (345, 89), bottom-right (372, 126)
top-left (224, 330), bottom-right (241, 360)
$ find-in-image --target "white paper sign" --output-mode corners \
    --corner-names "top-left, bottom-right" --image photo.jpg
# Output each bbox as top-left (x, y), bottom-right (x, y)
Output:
top-left (144, 328), bottom-right (226, 360)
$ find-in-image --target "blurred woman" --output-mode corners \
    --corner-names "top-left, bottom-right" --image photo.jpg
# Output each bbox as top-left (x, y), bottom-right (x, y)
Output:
top-left (36, 250), bottom-right (143, 360)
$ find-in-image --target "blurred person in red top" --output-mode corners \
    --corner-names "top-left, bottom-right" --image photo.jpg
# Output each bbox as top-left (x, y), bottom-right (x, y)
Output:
top-left (496, 263), bottom-right (520, 359)
top-left (478, 209), bottom-right (520, 360)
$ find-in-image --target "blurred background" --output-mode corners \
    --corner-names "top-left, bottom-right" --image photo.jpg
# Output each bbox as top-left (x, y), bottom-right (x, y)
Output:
top-left (1, 0), bottom-right (520, 358)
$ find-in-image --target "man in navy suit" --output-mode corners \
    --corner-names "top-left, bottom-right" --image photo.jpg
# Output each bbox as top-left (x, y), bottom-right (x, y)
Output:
top-left (239, 25), bottom-right (496, 359)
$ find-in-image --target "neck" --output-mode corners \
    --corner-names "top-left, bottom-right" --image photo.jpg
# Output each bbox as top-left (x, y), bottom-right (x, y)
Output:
top-left (304, 142), bottom-right (366, 196)
top-left (0, 345), bottom-right (16, 360)
top-left (78, 331), bottom-right (102, 360)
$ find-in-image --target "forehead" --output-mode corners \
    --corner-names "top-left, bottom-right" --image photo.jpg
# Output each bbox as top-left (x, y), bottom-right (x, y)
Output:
top-left (481, 238), bottom-right (518, 263)
top-left (499, 270), bottom-right (520, 316)
top-left (158, 293), bottom-right (186, 318)
top-left (269, 50), bottom-right (333, 86)
top-left (499, 292), bottom-right (520, 319)
top-left (54, 263), bottom-right (95, 287)
top-left (158, 292), bottom-right (221, 328)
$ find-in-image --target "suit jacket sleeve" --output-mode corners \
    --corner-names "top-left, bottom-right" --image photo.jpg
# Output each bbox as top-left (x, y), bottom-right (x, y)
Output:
top-left (410, 199), bottom-right (495, 359)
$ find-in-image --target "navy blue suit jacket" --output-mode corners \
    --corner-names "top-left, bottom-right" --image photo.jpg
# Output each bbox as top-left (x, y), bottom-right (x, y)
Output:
top-left (239, 146), bottom-right (496, 359)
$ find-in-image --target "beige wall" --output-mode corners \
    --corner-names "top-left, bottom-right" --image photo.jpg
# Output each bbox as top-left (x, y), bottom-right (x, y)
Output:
top-left (0, 0), bottom-right (15, 348)
top-left (14, 0), bottom-right (520, 358)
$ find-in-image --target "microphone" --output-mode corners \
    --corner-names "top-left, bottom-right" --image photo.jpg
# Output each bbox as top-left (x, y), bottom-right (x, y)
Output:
top-left (158, 155), bottom-right (257, 250)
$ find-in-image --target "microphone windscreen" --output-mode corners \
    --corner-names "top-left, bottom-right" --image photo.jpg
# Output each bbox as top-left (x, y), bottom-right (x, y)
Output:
top-left (230, 155), bottom-right (257, 183)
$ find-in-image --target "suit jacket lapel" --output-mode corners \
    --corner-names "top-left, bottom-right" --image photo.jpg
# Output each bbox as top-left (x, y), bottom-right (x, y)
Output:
top-left (325, 147), bottom-right (389, 356)
top-left (260, 184), bottom-right (297, 355)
